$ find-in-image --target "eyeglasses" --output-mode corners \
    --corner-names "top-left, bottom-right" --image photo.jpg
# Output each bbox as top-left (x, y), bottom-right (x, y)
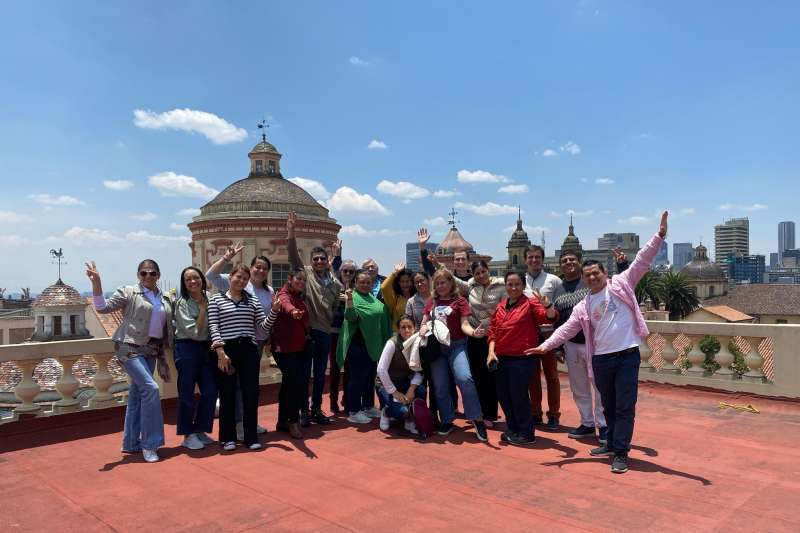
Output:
top-left (415, 279), bottom-right (428, 285)
top-left (312, 256), bottom-right (328, 262)
top-left (139, 271), bottom-right (158, 277)
top-left (341, 269), bottom-right (355, 274)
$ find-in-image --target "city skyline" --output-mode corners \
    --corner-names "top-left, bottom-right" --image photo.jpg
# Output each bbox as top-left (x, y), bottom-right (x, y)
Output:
top-left (1, 2), bottom-right (798, 291)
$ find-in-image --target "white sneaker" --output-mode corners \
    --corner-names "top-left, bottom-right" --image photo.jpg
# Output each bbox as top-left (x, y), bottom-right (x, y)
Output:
top-left (236, 422), bottom-right (244, 441)
top-left (181, 433), bottom-right (204, 450)
top-left (256, 424), bottom-right (267, 434)
top-left (379, 408), bottom-right (391, 431)
top-left (222, 441), bottom-right (236, 451)
top-left (142, 448), bottom-right (159, 463)
top-left (404, 419), bottom-right (419, 435)
top-left (347, 411), bottom-right (371, 424)
top-left (196, 432), bottom-right (215, 445)
top-left (364, 407), bottom-right (382, 418)
top-left (248, 443), bottom-right (262, 451)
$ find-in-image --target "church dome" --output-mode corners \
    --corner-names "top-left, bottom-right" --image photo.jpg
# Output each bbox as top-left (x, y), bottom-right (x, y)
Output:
top-left (201, 176), bottom-right (329, 219)
top-left (249, 140), bottom-right (280, 155)
top-left (33, 280), bottom-right (85, 308)
top-left (681, 244), bottom-right (726, 280)
top-left (438, 227), bottom-right (474, 254)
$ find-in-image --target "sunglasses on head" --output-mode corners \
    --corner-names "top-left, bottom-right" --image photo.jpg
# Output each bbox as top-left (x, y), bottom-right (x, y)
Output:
top-left (139, 270), bottom-right (158, 277)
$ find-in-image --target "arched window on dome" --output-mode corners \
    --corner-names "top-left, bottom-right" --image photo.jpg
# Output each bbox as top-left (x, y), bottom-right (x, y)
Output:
top-left (512, 254), bottom-right (518, 265)
top-left (268, 160), bottom-right (276, 176)
top-left (255, 160), bottom-right (263, 173)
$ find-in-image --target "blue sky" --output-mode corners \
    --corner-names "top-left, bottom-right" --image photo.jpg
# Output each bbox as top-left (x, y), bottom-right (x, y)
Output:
top-left (1, 1), bottom-right (798, 292)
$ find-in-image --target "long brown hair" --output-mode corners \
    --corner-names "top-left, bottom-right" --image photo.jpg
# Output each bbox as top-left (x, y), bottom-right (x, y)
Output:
top-left (431, 269), bottom-right (459, 300)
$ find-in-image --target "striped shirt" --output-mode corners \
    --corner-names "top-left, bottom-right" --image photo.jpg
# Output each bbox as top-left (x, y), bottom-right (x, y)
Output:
top-left (208, 291), bottom-right (277, 345)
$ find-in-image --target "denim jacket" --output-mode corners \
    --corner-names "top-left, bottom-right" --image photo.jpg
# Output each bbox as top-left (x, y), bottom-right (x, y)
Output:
top-left (97, 284), bottom-right (174, 347)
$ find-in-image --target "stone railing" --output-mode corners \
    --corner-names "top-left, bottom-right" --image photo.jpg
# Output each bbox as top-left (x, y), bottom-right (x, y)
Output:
top-left (0, 338), bottom-right (281, 424)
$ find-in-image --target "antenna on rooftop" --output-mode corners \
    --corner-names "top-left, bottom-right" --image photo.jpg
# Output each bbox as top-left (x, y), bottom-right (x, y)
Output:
top-left (257, 118), bottom-right (269, 142)
top-left (49, 248), bottom-right (66, 282)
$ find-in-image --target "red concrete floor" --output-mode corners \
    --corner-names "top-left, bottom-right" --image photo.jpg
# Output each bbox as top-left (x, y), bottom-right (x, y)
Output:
top-left (2, 378), bottom-right (800, 532)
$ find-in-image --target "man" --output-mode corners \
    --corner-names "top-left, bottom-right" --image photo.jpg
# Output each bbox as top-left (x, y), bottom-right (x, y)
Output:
top-left (528, 212), bottom-right (669, 474)
top-left (452, 250), bottom-right (472, 281)
top-left (523, 245), bottom-right (562, 428)
top-left (287, 212), bottom-right (343, 426)
top-left (551, 250), bottom-right (607, 443)
top-left (361, 258), bottom-right (386, 301)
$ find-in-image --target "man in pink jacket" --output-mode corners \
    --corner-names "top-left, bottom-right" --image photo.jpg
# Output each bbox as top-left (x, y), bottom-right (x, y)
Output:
top-left (528, 212), bottom-right (668, 474)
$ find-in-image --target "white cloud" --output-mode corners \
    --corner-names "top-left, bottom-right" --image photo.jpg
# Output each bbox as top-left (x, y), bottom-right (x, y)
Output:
top-left (133, 108), bottom-right (247, 144)
top-left (125, 230), bottom-right (190, 243)
top-left (498, 184), bottom-right (529, 194)
top-left (340, 224), bottom-right (403, 237)
top-left (454, 201), bottom-right (518, 216)
top-left (433, 189), bottom-right (459, 198)
top-left (326, 187), bottom-right (391, 215)
top-left (177, 207), bottom-right (201, 217)
top-left (457, 169), bottom-right (510, 183)
top-left (542, 149), bottom-right (558, 157)
top-left (28, 194), bottom-right (85, 206)
top-left (617, 216), bottom-right (650, 226)
top-left (560, 141), bottom-right (581, 155)
top-left (579, 177), bottom-right (589, 183)
top-left (62, 226), bottom-right (122, 245)
top-left (349, 56), bottom-right (370, 66)
top-left (679, 207), bottom-right (696, 216)
top-left (424, 216), bottom-right (447, 227)
top-left (169, 222), bottom-right (186, 231)
top-left (0, 211), bottom-right (33, 223)
top-left (130, 212), bottom-right (157, 221)
top-left (718, 203), bottom-right (767, 212)
top-left (0, 235), bottom-right (28, 246)
top-left (103, 179), bottom-right (134, 191)
top-left (551, 209), bottom-right (594, 217)
top-left (288, 177), bottom-right (332, 201)
top-left (376, 180), bottom-right (429, 202)
top-left (367, 139), bottom-right (387, 150)
top-left (595, 178), bottom-right (614, 185)
top-left (503, 224), bottom-right (550, 234)
top-left (147, 171), bottom-right (218, 200)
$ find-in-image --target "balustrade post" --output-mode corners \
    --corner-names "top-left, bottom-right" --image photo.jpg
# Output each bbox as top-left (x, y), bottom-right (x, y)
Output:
top-left (660, 333), bottom-right (680, 373)
top-left (712, 335), bottom-right (735, 378)
top-left (685, 336), bottom-right (706, 375)
top-left (54, 355), bottom-right (82, 413)
top-left (90, 352), bottom-right (116, 407)
top-left (742, 336), bottom-right (767, 383)
top-left (13, 359), bottom-right (43, 414)
top-left (639, 334), bottom-right (655, 373)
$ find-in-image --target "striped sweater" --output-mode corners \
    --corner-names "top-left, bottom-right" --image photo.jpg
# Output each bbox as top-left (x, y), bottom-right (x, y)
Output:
top-left (208, 291), bottom-right (277, 346)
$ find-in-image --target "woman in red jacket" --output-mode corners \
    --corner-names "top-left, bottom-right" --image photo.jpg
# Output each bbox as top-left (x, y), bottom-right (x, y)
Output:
top-left (487, 271), bottom-right (557, 446)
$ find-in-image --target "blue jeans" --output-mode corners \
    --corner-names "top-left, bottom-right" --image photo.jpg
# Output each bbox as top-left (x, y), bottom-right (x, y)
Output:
top-left (377, 378), bottom-right (427, 419)
top-left (495, 355), bottom-right (539, 438)
top-left (430, 338), bottom-right (483, 423)
top-left (174, 339), bottom-right (217, 435)
top-left (346, 336), bottom-right (377, 414)
top-left (121, 355), bottom-right (165, 451)
top-left (303, 329), bottom-right (331, 411)
top-left (592, 349), bottom-right (640, 455)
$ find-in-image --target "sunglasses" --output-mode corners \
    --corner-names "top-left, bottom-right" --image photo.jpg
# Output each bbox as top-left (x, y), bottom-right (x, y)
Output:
top-left (139, 270), bottom-right (159, 277)
top-left (341, 269), bottom-right (355, 274)
top-left (312, 256), bottom-right (328, 262)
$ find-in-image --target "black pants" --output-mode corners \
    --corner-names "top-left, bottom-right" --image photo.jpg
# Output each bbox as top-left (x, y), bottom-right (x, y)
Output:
top-left (467, 336), bottom-right (498, 421)
top-left (346, 337), bottom-right (377, 413)
top-left (495, 355), bottom-right (539, 438)
top-left (217, 337), bottom-right (261, 446)
top-left (592, 348), bottom-right (640, 455)
top-left (275, 350), bottom-right (309, 424)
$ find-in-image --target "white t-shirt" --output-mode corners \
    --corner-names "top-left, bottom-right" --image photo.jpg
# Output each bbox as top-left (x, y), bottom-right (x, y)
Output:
top-left (587, 287), bottom-right (641, 355)
top-left (524, 270), bottom-right (562, 300)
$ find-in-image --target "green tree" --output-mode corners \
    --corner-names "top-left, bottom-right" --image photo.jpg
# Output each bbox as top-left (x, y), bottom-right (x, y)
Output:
top-left (659, 271), bottom-right (699, 320)
top-left (635, 271), bottom-right (662, 308)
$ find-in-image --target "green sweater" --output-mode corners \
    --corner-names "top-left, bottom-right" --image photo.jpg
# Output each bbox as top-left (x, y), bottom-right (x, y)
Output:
top-left (336, 290), bottom-right (391, 369)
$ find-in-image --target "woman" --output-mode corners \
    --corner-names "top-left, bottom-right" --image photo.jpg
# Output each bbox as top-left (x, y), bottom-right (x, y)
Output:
top-left (271, 268), bottom-right (311, 439)
top-left (487, 271), bottom-right (557, 446)
top-left (206, 243), bottom-right (274, 436)
top-left (337, 270), bottom-right (392, 424)
top-left (376, 315), bottom-right (425, 435)
top-left (381, 263), bottom-right (416, 330)
top-left (86, 259), bottom-right (172, 463)
top-left (172, 267), bottom-right (217, 450)
top-left (465, 260), bottom-right (506, 427)
top-left (329, 259), bottom-right (356, 413)
top-left (405, 271), bottom-right (430, 330)
top-left (419, 269), bottom-right (488, 442)
top-left (209, 265), bottom-right (276, 451)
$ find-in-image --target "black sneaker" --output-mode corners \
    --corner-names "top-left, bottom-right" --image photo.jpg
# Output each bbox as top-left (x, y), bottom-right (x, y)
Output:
top-left (589, 444), bottom-right (614, 456)
top-left (313, 408), bottom-right (331, 425)
top-left (508, 433), bottom-right (536, 447)
top-left (532, 415), bottom-right (543, 426)
top-left (611, 454), bottom-right (629, 474)
top-left (568, 425), bottom-right (596, 439)
top-left (598, 426), bottom-right (608, 445)
top-left (474, 420), bottom-right (488, 442)
top-left (546, 416), bottom-right (559, 429)
top-left (437, 422), bottom-right (455, 436)
top-left (275, 421), bottom-right (289, 433)
top-left (299, 411), bottom-right (312, 428)
top-left (500, 431), bottom-right (515, 443)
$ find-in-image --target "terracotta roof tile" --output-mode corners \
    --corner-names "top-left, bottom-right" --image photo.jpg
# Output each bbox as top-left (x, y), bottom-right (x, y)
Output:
top-left (704, 284), bottom-right (800, 316)
top-left (701, 305), bottom-right (754, 322)
top-left (85, 297), bottom-right (123, 337)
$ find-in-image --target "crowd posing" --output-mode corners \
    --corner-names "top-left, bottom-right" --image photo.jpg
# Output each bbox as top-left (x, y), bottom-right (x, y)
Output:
top-left (86, 211), bottom-right (669, 474)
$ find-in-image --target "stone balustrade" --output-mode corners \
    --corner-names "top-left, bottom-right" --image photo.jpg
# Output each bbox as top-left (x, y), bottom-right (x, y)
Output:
top-left (0, 338), bottom-right (281, 424)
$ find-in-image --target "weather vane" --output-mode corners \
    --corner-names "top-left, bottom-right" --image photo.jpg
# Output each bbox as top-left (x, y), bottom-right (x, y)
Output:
top-left (447, 207), bottom-right (460, 228)
top-left (50, 248), bottom-right (66, 282)
top-left (257, 118), bottom-right (270, 142)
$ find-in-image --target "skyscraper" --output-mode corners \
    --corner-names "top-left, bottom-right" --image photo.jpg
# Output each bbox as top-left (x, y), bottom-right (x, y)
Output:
top-left (406, 241), bottom-right (438, 272)
top-left (779, 221), bottom-right (795, 260)
top-left (714, 217), bottom-right (749, 264)
top-left (673, 242), bottom-right (694, 270)
top-left (598, 233), bottom-right (639, 251)
top-left (654, 240), bottom-right (669, 266)
top-left (727, 252), bottom-right (765, 284)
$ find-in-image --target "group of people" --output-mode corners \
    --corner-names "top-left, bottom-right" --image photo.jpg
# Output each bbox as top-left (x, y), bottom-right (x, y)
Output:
top-left (87, 210), bottom-right (669, 474)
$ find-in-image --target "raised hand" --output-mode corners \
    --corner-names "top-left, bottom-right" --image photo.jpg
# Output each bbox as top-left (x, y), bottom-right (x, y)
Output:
top-left (394, 262), bottom-right (405, 273)
top-left (611, 246), bottom-right (626, 264)
top-left (85, 261), bottom-right (100, 283)
top-left (331, 239), bottom-right (342, 257)
top-left (417, 228), bottom-right (430, 248)
top-left (658, 211), bottom-right (669, 238)
top-left (531, 288), bottom-right (550, 308)
top-left (428, 253), bottom-right (440, 267)
top-left (286, 211), bottom-right (297, 235)
top-left (224, 242), bottom-right (244, 262)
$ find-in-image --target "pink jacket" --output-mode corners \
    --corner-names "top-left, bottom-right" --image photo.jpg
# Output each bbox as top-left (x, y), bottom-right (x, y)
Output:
top-left (539, 233), bottom-right (663, 368)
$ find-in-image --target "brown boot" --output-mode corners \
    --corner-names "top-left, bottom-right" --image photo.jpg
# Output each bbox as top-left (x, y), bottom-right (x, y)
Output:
top-left (288, 422), bottom-right (303, 439)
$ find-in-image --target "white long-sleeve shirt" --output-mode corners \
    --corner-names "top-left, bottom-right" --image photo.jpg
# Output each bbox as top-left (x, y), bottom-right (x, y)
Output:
top-left (376, 339), bottom-right (423, 394)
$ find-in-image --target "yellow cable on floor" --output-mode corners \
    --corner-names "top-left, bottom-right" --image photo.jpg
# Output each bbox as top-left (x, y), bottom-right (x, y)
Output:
top-left (719, 401), bottom-right (760, 414)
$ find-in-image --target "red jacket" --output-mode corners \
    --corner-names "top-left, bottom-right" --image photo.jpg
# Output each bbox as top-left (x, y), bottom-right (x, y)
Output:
top-left (271, 286), bottom-right (309, 353)
top-left (488, 296), bottom-right (557, 356)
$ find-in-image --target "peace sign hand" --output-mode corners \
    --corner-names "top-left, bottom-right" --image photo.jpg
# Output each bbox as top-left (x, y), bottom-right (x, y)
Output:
top-left (611, 247), bottom-right (627, 263)
top-left (531, 289), bottom-right (550, 308)
top-left (331, 239), bottom-right (342, 257)
top-left (85, 261), bottom-right (100, 283)
top-left (224, 242), bottom-right (244, 262)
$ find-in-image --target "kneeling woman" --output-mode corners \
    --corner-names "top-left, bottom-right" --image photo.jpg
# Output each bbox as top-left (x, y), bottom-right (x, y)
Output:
top-left (487, 271), bottom-right (557, 445)
top-left (376, 315), bottom-right (425, 435)
top-left (209, 265), bottom-right (277, 451)
top-left (86, 259), bottom-right (172, 463)
top-left (419, 269), bottom-right (488, 442)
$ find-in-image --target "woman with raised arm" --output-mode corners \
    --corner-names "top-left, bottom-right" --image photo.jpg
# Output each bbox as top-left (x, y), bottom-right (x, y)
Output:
top-left (419, 269), bottom-right (488, 442)
top-left (172, 267), bottom-right (217, 450)
top-left (209, 264), bottom-right (278, 452)
top-left (487, 271), bottom-right (558, 446)
top-left (381, 263), bottom-right (416, 331)
top-left (86, 259), bottom-right (173, 463)
top-left (329, 258), bottom-right (356, 413)
top-left (206, 243), bottom-right (273, 437)
top-left (337, 270), bottom-right (392, 424)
